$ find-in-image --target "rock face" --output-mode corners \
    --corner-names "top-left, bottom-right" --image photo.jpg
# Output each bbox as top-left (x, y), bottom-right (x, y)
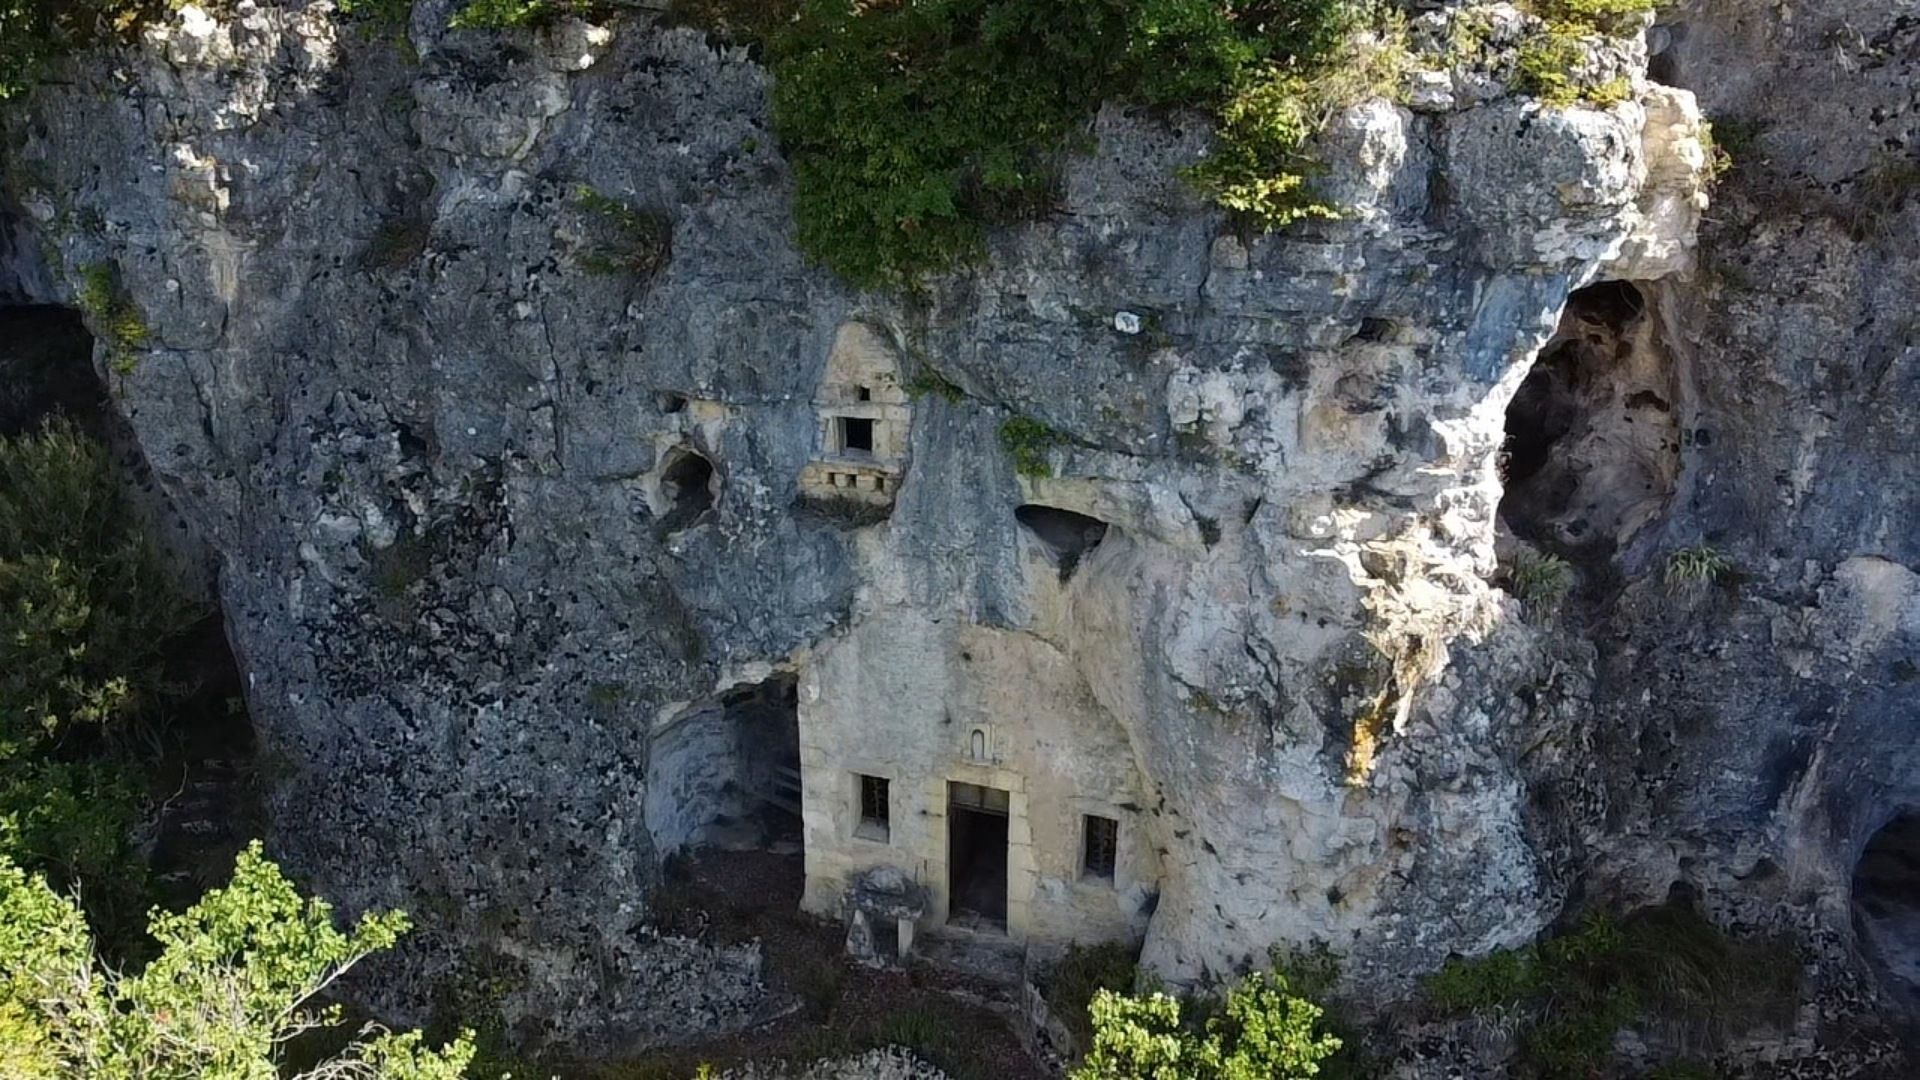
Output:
top-left (1, 0), bottom-right (1913, 1069)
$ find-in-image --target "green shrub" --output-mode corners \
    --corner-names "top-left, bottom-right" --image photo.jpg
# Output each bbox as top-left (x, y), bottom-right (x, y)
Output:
top-left (0, 420), bottom-right (200, 947)
top-left (574, 186), bottom-right (674, 278)
top-left (1425, 903), bottom-right (1799, 1078)
top-left (768, 1), bottom-right (1397, 288)
top-left (668, 0), bottom-right (803, 54)
top-left (1514, 0), bottom-right (1653, 108)
top-left (0, 842), bottom-right (475, 1078)
top-left (447, 0), bottom-right (582, 31)
top-left (1045, 941), bottom-right (1139, 1050)
top-left (0, 0), bottom-right (163, 100)
top-left (336, 0), bottom-right (415, 38)
top-left (999, 416), bottom-right (1064, 479)
top-left (1071, 967), bottom-right (1341, 1079)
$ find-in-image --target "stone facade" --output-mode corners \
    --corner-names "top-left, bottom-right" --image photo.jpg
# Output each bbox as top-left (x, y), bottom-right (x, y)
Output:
top-left (798, 611), bottom-right (1158, 958)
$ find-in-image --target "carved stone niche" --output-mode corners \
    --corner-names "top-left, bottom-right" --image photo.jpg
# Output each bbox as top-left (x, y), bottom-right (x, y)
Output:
top-left (798, 322), bottom-right (911, 508)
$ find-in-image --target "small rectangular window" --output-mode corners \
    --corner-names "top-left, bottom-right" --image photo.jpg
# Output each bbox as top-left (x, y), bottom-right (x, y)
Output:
top-left (839, 417), bottom-right (875, 455)
top-left (857, 774), bottom-right (890, 842)
top-left (857, 385), bottom-right (873, 402)
top-left (1083, 814), bottom-right (1119, 882)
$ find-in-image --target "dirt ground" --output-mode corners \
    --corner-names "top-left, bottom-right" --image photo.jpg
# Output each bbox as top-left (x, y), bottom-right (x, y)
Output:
top-left (560, 849), bottom-right (1052, 1080)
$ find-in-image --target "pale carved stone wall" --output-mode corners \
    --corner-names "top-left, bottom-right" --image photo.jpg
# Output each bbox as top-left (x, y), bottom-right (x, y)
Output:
top-left (797, 607), bottom-right (1158, 956)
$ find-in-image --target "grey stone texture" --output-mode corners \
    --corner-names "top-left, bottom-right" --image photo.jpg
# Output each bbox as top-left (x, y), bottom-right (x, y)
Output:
top-left (1, 0), bottom-right (1914, 1071)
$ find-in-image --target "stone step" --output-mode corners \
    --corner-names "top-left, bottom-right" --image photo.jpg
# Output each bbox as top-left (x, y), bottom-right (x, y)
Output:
top-left (913, 925), bottom-right (1027, 991)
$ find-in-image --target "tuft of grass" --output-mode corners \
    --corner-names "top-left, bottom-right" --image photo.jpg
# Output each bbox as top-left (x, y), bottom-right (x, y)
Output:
top-left (574, 186), bottom-right (674, 279)
top-left (75, 262), bottom-right (150, 374)
top-left (999, 416), bottom-right (1064, 479)
top-left (1507, 551), bottom-right (1574, 613)
top-left (904, 367), bottom-right (966, 403)
top-left (1664, 545), bottom-right (1734, 592)
top-left (1045, 941), bottom-right (1139, 1050)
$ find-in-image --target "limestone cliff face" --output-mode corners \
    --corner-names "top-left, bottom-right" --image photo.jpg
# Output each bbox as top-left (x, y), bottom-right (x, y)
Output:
top-left (4, 0), bottom-right (1911, 1069)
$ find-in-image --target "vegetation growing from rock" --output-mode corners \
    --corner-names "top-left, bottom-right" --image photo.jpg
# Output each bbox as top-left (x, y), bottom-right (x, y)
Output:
top-left (573, 186), bottom-right (674, 279)
top-left (1044, 941), bottom-right (1140, 1051)
top-left (1664, 545), bottom-right (1734, 591)
top-left (1514, 0), bottom-right (1654, 108)
top-left (446, 0), bottom-right (581, 31)
top-left (0, 0), bottom-right (161, 100)
top-left (0, 419), bottom-right (201, 946)
top-left (0, 840), bottom-right (474, 1078)
top-left (999, 416), bottom-right (1064, 479)
top-left (1071, 964), bottom-right (1342, 1079)
top-left (1507, 551), bottom-right (1573, 613)
top-left (767, 0), bottom-right (1395, 288)
top-left (1424, 902), bottom-right (1799, 1078)
top-left (74, 262), bottom-right (150, 374)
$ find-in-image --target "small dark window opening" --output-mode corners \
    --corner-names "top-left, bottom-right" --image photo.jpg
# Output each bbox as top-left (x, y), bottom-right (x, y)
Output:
top-left (857, 385), bottom-right (873, 402)
top-left (1083, 814), bottom-right (1119, 882)
top-left (658, 448), bottom-right (716, 533)
top-left (839, 417), bottom-right (876, 456)
top-left (857, 773), bottom-right (890, 841)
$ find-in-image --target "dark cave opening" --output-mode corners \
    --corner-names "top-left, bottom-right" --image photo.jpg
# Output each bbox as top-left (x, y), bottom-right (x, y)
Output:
top-left (1015, 504), bottom-right (1109, 582)
top-left (657, 446), bottom-right (717, 533)
top-left (725, 673), bottom-right (803, 852)
top-left (646, 674), bottom-right (802, 859)
top-left (0, 305), bottom-right (104, 435)
top-left (1497, 280), bottom-right (1679, 568)
top-left (1854, 814), bottom-right (1920, 1017)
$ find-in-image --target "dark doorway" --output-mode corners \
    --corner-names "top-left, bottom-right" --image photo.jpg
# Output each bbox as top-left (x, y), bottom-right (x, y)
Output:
top-left (1855, 813), bottom-right (1920, 1018)
top-left (948, 781), bottom-right (1010, 930)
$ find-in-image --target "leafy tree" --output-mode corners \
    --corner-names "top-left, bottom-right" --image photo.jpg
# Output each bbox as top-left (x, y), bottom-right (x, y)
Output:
top-left (1072, 968), bottom-right (1341, 1079)
top-left (0, 419), bottom-right (201, 943)
top-left (0, 841), bottom-right (474, 1078)
top-left (0, 0), bottom-right (161, 99)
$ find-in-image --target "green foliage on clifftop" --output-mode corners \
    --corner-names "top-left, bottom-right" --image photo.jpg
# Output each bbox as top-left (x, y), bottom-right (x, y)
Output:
top-left (767, 0), bottom-right (1392, 289)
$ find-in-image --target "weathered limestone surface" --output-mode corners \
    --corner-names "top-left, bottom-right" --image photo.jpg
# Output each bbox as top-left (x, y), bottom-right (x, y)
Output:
top-left (2, 0), bottom-right (1914, 1071)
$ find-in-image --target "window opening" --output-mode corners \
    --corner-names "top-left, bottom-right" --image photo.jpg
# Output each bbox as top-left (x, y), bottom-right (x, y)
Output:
top-left (838, 417), bottom-right (876, 456)
top-left (857, 385), bottom-right (873, 402)
top-left (857, 774), bottom-right (890, 842)
top-left (1083, 814), bottom-right (1119, 882)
